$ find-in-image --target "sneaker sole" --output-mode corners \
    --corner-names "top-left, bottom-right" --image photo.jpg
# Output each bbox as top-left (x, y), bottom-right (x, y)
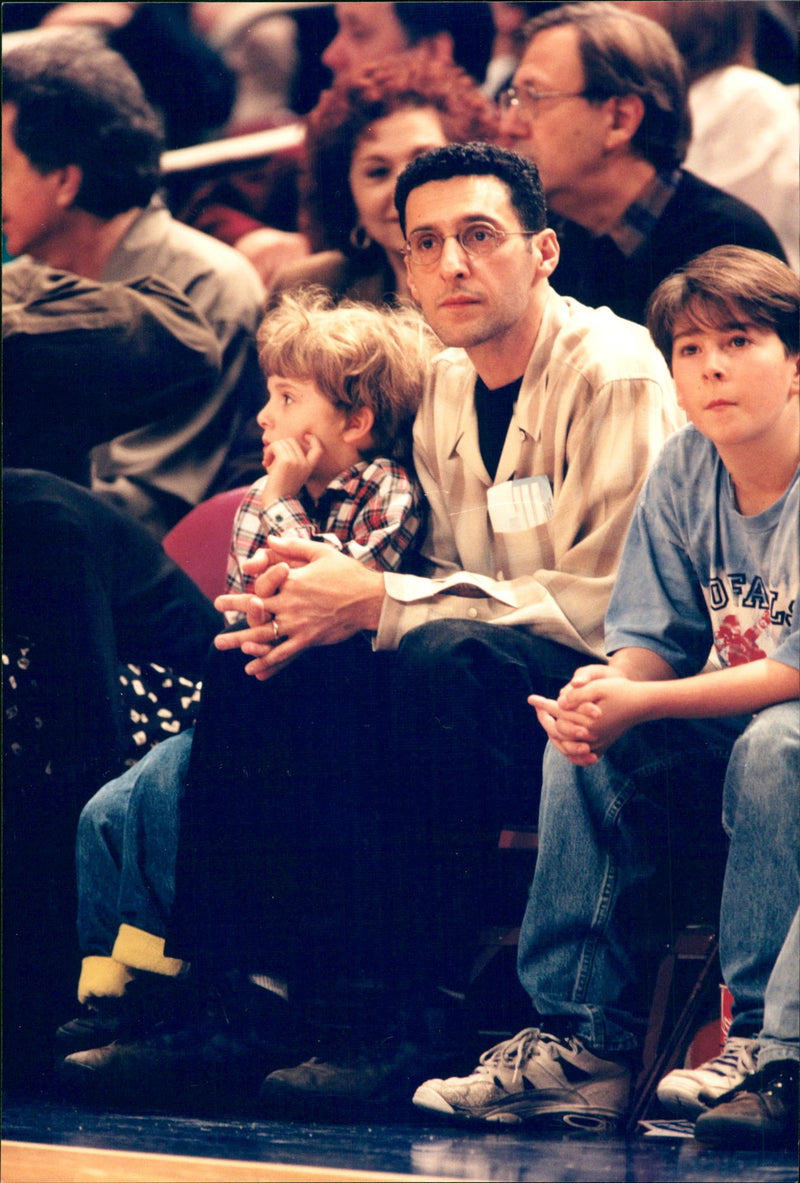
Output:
top-left (656, 1084), bottom-right (708, 1120)
top-left (412, 1084), bottom-right (622, 1131)
top-left (657, 1075), bottom-right (745, 1120)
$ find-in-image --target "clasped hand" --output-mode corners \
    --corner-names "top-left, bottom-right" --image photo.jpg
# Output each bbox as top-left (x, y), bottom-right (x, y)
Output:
top-left (529, 664), bottom-right (648, 765)
top-left (213, 537), bottom-right (382, 680)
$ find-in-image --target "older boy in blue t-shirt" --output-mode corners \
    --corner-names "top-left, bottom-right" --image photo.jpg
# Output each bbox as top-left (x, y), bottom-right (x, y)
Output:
top-left (413, 247), bottom-right (798, 1145)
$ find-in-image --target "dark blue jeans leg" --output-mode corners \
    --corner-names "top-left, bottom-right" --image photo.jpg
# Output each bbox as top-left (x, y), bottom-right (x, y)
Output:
top-left (391, 619), bottom-right (586, 987)
top-left (167, 633), bottom-right (396, 989)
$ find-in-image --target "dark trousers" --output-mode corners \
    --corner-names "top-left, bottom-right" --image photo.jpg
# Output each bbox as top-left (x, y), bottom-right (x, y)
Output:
top-left (2, 469), bottom-right (221, 1083)
top-left (167, 617), bottom-right (586, 998)
top-left (3, 469), bottom-right (221, 785)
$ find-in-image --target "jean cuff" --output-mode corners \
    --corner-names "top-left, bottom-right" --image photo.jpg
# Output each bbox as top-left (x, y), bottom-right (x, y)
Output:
top-left (757, 1046), bottom-right (800, 1069)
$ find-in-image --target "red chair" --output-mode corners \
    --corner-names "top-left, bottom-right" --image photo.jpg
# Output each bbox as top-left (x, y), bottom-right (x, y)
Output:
top-left (162, 486), bottom-right (250, 601)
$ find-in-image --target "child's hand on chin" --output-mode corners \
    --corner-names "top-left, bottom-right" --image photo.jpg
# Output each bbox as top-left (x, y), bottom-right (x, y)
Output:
top-left (261, 434), bottom-right (322, 504)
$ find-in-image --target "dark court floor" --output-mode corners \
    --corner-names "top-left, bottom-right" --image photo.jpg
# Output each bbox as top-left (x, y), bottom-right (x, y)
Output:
top-left (2, 1091), bottom-right (797, 1183)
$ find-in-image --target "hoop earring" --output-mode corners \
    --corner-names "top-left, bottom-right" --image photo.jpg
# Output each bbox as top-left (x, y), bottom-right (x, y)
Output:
top-left (349, 224), bottom-right (372, 251)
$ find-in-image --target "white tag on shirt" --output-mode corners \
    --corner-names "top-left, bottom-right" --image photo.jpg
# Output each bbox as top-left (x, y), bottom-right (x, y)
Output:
top-left (487, 476), bottom-right (554, 533)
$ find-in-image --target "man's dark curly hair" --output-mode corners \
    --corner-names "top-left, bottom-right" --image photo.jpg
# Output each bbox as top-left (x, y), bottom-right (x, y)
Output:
top-left (395, 142), bottom-right (547, 236)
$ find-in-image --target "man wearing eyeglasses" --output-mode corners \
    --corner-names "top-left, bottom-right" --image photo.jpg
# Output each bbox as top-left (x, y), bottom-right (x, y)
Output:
top-left (498, 2), bottom-right (786, 325)
top-left (225, 143), bottom-right (678, 672)
top-left (88, 141), bottom-right (679, 1118)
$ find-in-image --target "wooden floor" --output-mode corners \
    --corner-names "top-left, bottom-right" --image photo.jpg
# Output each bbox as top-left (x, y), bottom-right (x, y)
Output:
top-left (1, 1140), bottom-right (455, 1183)
top-left (2, 1092), bottom-right (798, 1183)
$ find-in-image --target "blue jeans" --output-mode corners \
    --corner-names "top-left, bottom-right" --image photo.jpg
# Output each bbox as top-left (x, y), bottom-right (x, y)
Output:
top-left (719, 703), bottom-right (800, 1038)
top-left (759, 908), bottom-right (799, 1068)
top-left (517, 702), bottom-right (799, 1054)
top-left (76, 729), bottom-right (193, 956)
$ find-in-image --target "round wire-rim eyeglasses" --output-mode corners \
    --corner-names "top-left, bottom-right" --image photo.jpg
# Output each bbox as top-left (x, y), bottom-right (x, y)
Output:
top-left (403, 224), bottom-right (538, 268)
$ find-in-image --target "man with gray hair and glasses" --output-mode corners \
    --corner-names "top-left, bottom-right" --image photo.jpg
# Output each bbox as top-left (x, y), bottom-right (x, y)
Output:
top-left (498, 2), bottom-right (786, 324)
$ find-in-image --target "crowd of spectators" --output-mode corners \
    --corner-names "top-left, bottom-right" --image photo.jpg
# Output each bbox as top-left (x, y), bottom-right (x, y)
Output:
top-left (2, 0), bottom-right (798, 1154)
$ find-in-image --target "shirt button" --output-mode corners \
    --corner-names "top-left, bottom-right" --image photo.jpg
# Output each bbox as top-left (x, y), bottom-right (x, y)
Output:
top-left (496, 571), bottom-right (505, 581)
top-left (468, 607), bottom-right (478, 619)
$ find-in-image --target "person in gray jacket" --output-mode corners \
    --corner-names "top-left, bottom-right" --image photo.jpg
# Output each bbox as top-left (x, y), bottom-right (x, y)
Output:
top-left (2, 30), bottom-right (267, 536)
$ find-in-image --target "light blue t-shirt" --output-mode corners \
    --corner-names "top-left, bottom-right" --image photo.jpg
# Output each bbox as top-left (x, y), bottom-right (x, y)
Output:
top-left (606, 425), bottom-right (798, 676)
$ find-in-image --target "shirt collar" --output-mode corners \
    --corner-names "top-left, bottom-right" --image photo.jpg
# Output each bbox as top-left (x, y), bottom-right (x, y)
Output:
top-left (603, 168), bottom-right (682, 257)
top-left (298, 460), bottom-right (370, 509)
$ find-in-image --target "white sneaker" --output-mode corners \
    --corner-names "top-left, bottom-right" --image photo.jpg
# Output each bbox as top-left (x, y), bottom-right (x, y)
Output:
top-left (412, 1027), bottom-right (630, 1130)
top-left (656, 1037), bottom-right (758, 1118)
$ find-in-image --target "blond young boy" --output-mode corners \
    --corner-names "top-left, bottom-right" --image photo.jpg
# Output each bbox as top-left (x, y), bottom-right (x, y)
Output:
top-left (227, 287), bottom-right (431, 604)
top-left (58, 290), bottom-right (433, 1067)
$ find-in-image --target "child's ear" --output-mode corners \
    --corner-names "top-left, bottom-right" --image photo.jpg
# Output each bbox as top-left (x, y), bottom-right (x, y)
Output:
top-left (343, 405), bottom-right (375, 446)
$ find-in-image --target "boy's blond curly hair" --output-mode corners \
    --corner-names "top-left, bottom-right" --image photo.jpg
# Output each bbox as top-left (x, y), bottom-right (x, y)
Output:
top-left (257, 287), bottom-right (436, 461)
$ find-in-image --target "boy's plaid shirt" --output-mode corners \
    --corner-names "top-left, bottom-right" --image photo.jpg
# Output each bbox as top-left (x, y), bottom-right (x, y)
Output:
top-left (226, 458), bottom-right (424, 594)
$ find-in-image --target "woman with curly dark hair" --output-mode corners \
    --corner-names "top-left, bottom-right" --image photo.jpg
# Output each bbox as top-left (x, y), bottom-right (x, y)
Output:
top-left (273, 50), bottom-right (498, 305)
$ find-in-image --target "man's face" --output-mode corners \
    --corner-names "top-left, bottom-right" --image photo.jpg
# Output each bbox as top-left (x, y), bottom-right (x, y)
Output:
top-left (1, 103), bottom-right (70, 261)
top-left (322, 3), bottom-right (410, 78)
top-left (500, 25), bottom-right (611, 212)
top-left (403, 174), bottom-right (545, 352)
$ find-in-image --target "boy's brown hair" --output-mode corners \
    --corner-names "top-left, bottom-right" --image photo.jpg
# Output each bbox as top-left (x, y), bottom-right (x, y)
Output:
top-left (257, 287), bottom-right (435, 461)
top-left (646, 246), bottom-right (800, 367)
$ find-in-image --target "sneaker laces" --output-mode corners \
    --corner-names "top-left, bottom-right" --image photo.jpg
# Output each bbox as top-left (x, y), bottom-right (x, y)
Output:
top-left (695, 1039), bottom-right (758, 1108)
top-left (710, 1038), bottom-right (758, 1077)
top-left (475, 1028), bottom-right (571, 1085)
top-left (735, 1042), bottom-right (758, 1076)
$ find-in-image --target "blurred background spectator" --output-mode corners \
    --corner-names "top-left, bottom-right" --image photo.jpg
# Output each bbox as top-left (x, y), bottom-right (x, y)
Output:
top-left (500, 2), bottom-right (789, 323)
top-left (189, 3), bottom-right (301, 136)
top-left (3, 263), bottom-right (220, 487)
top-left (4, 2), bottom-right (236, 147)
top-left (752, 0), bottom-right (800, 84)
top-left (175, 1), bottom-right (497, 288)
top-left (2, 29), bottom-right (266, 536)
top-left (482, 2), bottom-right (562, 99)
top-left (615, 0), bottom-right (799, 270)
top-left (272, 50), bottom-right (498, 306)
top-left (321, 2), bottom-right (495, 88)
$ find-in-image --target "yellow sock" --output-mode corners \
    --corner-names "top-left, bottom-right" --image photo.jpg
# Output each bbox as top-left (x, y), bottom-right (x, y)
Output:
top-left (112, 924), bottom-right (188, 978)
top-left (77, 956), bottom-right (133, 1005)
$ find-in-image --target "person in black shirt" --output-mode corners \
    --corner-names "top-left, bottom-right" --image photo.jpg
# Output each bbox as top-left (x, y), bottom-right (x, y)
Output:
top-left (499, 2), bottom-right (787, 324)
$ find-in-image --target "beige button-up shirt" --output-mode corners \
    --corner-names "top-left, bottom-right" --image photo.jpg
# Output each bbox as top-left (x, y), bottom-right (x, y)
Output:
top-left (377, 288), bottom-right (682, 657)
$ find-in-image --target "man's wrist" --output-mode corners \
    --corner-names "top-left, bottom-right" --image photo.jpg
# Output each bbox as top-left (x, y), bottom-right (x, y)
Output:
top-left (360, 571), bottom-right (387, 632)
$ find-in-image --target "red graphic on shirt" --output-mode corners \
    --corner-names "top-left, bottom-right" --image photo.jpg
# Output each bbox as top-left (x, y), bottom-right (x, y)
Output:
top-left (714, 610), bottom-right (770, 666)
